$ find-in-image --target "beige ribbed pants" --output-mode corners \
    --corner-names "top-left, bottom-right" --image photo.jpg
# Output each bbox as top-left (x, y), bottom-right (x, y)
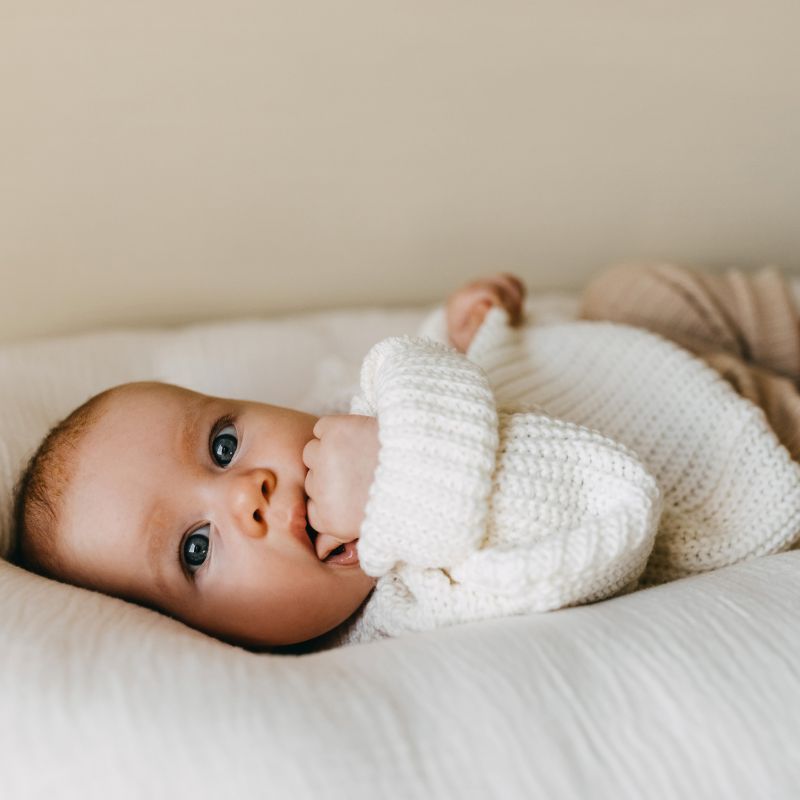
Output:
top-left (580, 263), bottom-right (800, 461)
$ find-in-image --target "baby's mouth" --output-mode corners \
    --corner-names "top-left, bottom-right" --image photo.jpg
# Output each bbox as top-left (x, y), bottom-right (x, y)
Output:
top-left (322, 539), bottom-right (359, 565)
top-left (306, 521), bottom-right (359, 565)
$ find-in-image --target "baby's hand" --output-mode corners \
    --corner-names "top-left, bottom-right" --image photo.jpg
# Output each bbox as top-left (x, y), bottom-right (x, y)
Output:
top-left (302, 414), bottom-right (379, 559)
top-left (445, 272), bottom-right (526, 353)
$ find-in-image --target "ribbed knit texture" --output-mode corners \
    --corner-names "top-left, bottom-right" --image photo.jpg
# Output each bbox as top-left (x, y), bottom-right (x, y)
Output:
top-left (350, 336), bottom-right (500, 574)
top-left (469, 308), bottom-right (800, 585)
top-left (334, 309), bottom-right (800, 645)
top-left (339, 329), bottom-right (662, 644)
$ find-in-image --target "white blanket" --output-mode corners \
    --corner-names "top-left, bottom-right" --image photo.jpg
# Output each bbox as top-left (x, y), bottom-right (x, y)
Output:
top-left (1, 295), bottom-right (798, 799)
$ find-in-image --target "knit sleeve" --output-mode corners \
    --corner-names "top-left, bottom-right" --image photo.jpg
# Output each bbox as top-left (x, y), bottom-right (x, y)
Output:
top-left (450, 411), bottom-right (663, 609)
top-left (349, 336), bottom-right (499, 577)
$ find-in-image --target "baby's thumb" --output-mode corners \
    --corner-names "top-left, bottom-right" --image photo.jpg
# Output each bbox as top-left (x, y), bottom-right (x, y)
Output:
top-left (315, 531), bottom-right (346, 561)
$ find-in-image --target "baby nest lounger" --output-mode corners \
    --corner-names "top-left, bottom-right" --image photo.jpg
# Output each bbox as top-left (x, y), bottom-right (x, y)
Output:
top-left (0, 294), bottom-right (799, 800)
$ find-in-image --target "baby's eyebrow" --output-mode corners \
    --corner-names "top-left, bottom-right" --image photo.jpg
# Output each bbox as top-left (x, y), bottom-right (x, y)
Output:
top-left (179, 401), bottom-right (207, 460)
top-left (146, 502), bottom-right (178, 596)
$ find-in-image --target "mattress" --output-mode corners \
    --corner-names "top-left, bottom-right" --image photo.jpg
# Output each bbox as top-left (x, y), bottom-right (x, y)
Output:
top-left (1, 294), bottom-right (798, 799)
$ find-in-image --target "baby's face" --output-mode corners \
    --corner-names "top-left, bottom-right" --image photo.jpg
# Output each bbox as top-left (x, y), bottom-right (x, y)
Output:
top-left (57, 382), bottom-right (376, 646)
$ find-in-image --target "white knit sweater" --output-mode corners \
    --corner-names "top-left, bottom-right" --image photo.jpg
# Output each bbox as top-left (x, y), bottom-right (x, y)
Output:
top-left (335, 309), bottom-right (800, 645)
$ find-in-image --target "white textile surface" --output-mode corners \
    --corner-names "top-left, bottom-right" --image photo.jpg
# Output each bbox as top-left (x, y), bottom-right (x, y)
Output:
top-left (0, 293), bottom-right (798, 799)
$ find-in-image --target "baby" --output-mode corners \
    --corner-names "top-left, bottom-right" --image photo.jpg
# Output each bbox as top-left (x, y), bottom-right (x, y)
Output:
top-left (11, 275), bottom-right (528, 649)
top-left (12, 267), bottom-right (800, 650)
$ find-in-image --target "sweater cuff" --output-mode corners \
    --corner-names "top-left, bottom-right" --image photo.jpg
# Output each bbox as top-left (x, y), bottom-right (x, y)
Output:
top-left (350, 336), bottom-right (499, 576)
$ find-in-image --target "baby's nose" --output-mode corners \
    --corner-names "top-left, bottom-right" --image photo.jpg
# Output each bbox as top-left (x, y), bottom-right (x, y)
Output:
top-left (230, 471), bottom-right (272, 537)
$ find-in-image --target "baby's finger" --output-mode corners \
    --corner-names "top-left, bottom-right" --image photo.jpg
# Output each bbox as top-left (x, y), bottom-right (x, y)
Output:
top-left (306, 498), bottom-right (321, 532)
top-left (473, 284), bottom-right (507, 307)
top-left (468, 295), bottom-right (495, 320)
top-left (304, 467), bottom-right (316, 499)
top-left (302, 438), bottom-right (319, 469)
top-left (312, 417), bottom-right (331, 439)
top-left (315, 531), bottom-right (345, 561)
top-left (488, 275), bottom-right (524, 324)
top-left (471, 287), bottom-right (514, 327)
top-left (490, 274), bottom-right (523, 306)
top-left (497, 272), bottom-right (526, 300)
top-left (477, 283), bottom-right (515, 317)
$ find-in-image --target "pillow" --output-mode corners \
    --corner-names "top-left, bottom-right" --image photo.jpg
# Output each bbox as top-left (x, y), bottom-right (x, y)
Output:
top-left (2, 293), bottom-right (797, 798)
top-left (2, 539), bottom-right (798, 797)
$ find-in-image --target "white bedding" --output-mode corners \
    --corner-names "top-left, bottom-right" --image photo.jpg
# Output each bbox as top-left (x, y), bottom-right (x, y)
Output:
top-left (1, 295), bottom-right (798, 799)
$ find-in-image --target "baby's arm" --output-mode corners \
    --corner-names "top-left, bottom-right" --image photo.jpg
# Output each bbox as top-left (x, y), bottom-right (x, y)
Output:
top-left (303, 272), bottom-right (525, 557)
top-left (306, 335), bottom-right (501, 577)
top-left (304, 334), bottom-right (661, 622)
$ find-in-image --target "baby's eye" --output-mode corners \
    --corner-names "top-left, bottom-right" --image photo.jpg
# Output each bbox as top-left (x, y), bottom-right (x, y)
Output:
top-left (182, 524), bottom-right (210, 573)
top-left (211, 423), bottom-right (238, 467)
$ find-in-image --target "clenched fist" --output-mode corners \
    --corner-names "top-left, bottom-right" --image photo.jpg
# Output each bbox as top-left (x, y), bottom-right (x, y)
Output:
top-left (446, 272), bottom-right (526, 353)
top-left (302, 414), bottom-right (380, 560)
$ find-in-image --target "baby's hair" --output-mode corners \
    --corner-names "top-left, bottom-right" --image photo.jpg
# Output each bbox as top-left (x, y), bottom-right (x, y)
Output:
top-left (11, 388), bottom-right (115, 578)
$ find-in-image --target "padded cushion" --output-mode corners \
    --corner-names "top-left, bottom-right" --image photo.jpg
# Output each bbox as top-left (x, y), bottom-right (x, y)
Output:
top-left (1, 294), bottom-right (798, 798)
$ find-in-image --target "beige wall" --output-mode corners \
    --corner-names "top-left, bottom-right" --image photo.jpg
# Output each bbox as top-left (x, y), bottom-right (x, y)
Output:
top-left (1, 1), bottom-right (799, 343)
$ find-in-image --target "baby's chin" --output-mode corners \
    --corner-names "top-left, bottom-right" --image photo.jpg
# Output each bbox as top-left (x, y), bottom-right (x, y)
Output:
top-left (220, 599), bottom-right (370, 650)
top-left (211, 571), bottom-right (375, 650)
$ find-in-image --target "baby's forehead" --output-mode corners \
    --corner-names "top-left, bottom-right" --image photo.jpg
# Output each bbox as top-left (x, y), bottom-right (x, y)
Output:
top-left (74, 383), bottom-right (214, 466)
top-left (110, 380), bottom-right (200, 403)
top-left (58, 383), bottom-right (212, 576)
top-left (99, 381), bottom-right (207, 418)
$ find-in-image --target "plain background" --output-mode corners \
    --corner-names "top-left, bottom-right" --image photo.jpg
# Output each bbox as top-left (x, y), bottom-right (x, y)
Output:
top-left (2, 1), bottom-right (799, 343)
